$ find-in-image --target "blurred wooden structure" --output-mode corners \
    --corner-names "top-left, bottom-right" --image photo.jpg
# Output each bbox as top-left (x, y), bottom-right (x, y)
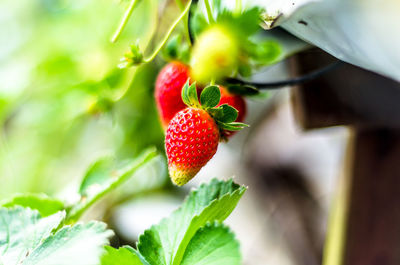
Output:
top-left (292, 49), bottom-right (400, 265)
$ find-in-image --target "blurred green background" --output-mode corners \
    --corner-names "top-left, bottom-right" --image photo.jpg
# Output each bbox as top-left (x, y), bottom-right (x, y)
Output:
top-left (0, 0), bottom-right (169, 198)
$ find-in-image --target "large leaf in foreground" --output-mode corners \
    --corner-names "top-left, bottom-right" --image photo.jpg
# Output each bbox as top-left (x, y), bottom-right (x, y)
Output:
top-left (0, 207), bottom-right (64, 265)
top-left (180, 223), bottom-right (241, 265)
top-left (67, 147), bottom-right (158, 221)
top-left (0, 207), bottom-right (112, 265)
top-left (137, 178), bottom-right (246, 265)
top-left (23, 222), bottom-right (113, 265)
top-left (101, 246), bottom-right (147, 265)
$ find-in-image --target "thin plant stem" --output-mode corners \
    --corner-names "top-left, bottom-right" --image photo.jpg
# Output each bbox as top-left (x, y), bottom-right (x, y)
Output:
top-left (204, 0), bottom-right (214, 23)
top-left (176, 0), bottom-right (192, 46)
top-left (175, 0), bottom-right (184, 10)
top-left (66, 148), bottom-right (158, 223)
top-left (142, 0), bottom-right (192, 63)
top-left (111, 0), bottom-right (140, 43)
top-left (235, 0), bottom-right (242, 14)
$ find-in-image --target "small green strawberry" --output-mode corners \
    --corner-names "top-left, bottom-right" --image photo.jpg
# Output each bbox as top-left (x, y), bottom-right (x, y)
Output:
top-left (165, 81), bottom-right (248, 186)
top-left (190, 25), bottom-right (239, 84)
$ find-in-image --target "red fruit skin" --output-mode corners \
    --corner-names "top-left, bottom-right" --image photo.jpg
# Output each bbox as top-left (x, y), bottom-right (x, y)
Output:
top-left (165, 108), bottom-right (220, 186)
top-left (218, 86), bottom-right (247, 137)
top-left (155, 61), bottom-right (191, 128)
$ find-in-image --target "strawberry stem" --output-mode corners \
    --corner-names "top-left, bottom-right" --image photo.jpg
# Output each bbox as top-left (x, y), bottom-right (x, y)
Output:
top-left (111, 0), bottom-right (140, 43)
top-left (204, 0), bottom-right (215, 23)
top-left (142, 0), bottom-right (192, 63)
top-left (235, 0), bottom-right (242, 14)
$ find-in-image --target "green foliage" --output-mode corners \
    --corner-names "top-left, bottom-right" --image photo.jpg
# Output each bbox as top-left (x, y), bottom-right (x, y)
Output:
top-left (217, 7), bottom-right (263, 38)
top-left (180, 223), bottom-right (241, 265)
top-left (136, 178), bottom-right (246, 265)
top-left (246, 40), bottom-right (282, 65)
top-left (181, 81), bottom-right (200, 108)
top-left (210, 104), bottom-right (238, 123)
top-left (0, 207), bottom-right (65, 265)
top-left (200, 85), bottom-right (220, 109)
top-left (101, 246), bottom-right (145, 265)
top-left (1, 193), bottom-right (64, 217)
top-left (68, 147), bottom-right (158, 222)
top-left (0, 0), bottom-right (160, 198)
top-left (181, 82), bottom-right (247, 131)
top-left (162, 35), bottom-right (190, 64)
top-left (0, 207), bottom-right (113, 265)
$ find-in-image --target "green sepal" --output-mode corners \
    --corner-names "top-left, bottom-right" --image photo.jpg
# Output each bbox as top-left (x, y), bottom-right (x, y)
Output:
top-left (200, 85), bottom-right (220, 109)
top-left (217, 121), bottom-right (249, 131)
top-left (181, 80), bottom-right (200, 108)
top-left (118, 43), bottom-right (143, 68)
top-left (209, 104), bottom-right (238, 123)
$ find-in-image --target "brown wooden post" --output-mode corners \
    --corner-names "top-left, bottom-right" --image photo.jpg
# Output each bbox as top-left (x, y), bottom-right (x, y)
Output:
top-left (291, 49), bottom-right (400, 265)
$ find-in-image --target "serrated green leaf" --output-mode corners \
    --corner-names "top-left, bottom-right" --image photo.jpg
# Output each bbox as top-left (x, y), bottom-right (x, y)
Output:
top-left (1, 194), bottom-right (64, 217)
top-left (137, 179), bottom-right (246, 265)
top-left (210, 104), bottom-right (238, 123)
top-left (67, 147), bottom-right (158, 222)
top-left (181, 223), bottom-right (241, 265)
top-left (0, 207), bottom-right (65, 265)
top-left (22, 221), bottom-right (113, 265)
top-left (200, 85), bottom-right (220, 109)
top-left (101, 246), bottom-right (146, 265)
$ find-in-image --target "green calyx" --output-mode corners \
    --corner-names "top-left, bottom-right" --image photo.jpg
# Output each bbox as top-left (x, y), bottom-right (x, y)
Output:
top-left (118, 43), bottom-right (143, 68)
top-left (181, 80), bottom-right (248, 134)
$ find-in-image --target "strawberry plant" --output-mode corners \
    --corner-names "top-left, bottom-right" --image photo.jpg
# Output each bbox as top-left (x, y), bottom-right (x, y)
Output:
top-left (0, 152), bottom-right (246, 265)
top-left (0, 0), bottom-right (347, 264)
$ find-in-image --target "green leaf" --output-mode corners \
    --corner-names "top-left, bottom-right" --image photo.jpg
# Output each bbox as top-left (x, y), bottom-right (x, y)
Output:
top-left (101, 246), bottom-right (147, 265)
top-left (67, 147), bottom-right (158, 222)
top-left (217, 7), bottom-right (263, 38)
top-left (0, 207), bottom-right (65, 265)
top-left (217, 122), bottom-right (249, 131)
top-left (181, 81), bottom-right (199, 108)
top-left (189, 4), bottom-right (208, 38)
top-left (200, 85), bottom-right (220, 109)
top-left (209, 104), bottom-right (238, 123)
top-left (137, 178), bottom-right (246, 265)
top-left (1, 194), bottom-right (64, 217)
top-left (247, 40), bottom-right (281, 65)
top-left (22, 221), bottom-right (113, 265)
top-left (181, 223), bottom-right (241, 265)
top-left (162, 35), bottom-right (190, 64)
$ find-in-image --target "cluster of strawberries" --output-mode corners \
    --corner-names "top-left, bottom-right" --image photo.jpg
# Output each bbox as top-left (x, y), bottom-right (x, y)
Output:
top-left (155, 61), bottom-right (247, 186)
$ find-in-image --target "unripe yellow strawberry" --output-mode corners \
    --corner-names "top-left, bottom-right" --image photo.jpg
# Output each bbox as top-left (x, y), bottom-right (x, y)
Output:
top-left (190, 25), bottom-right (239, 84)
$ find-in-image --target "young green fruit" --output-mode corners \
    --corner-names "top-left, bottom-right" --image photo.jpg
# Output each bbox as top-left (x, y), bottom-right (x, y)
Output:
top-left (190, 25), bottom-right (239, 84)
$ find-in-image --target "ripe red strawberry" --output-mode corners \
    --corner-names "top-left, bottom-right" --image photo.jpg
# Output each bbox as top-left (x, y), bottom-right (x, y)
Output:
top-left (165, 81), bottom-right (248, 185)
top-left (155, 61), bottom-right (191, 128)
top-left (218, 86), bottom-right (247, 137)
top-left (165, 108), bottom-right (219, 186)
